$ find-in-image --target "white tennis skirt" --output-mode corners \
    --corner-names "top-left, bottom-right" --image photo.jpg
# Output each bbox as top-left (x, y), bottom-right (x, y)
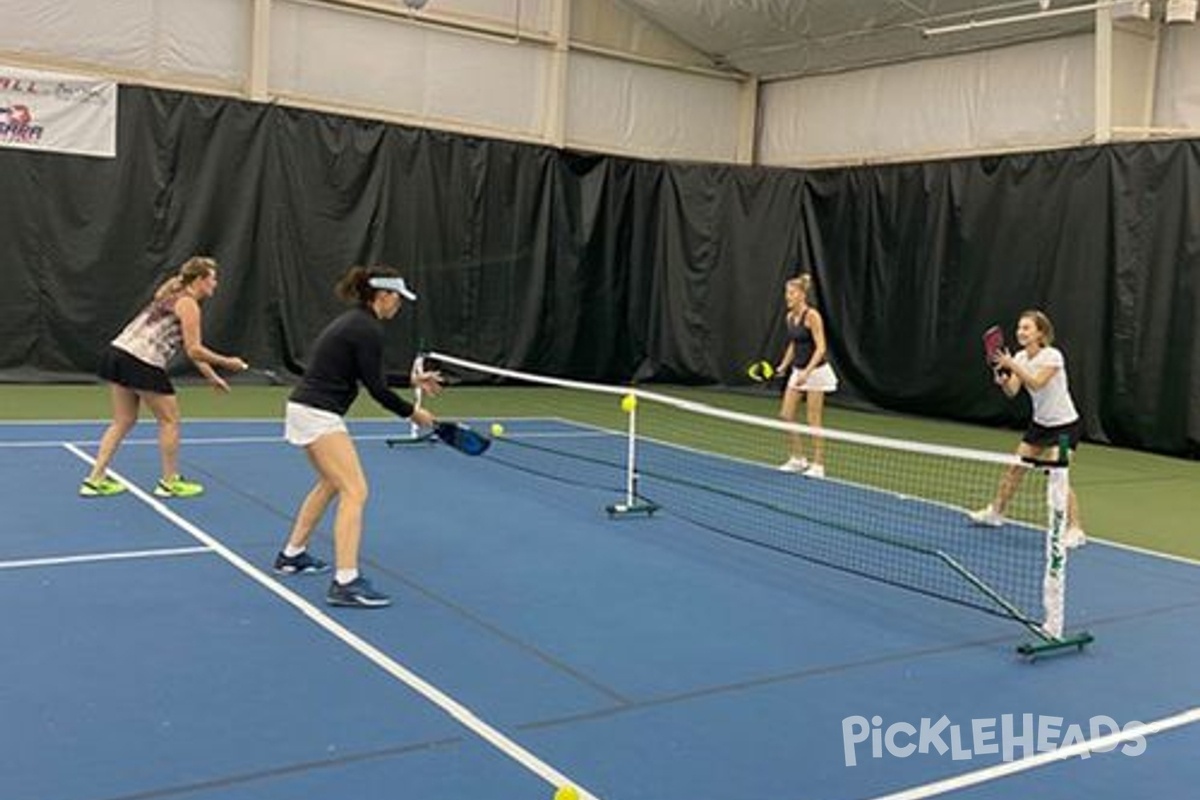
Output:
top-left (285, 401), bottom-right (348, 446)
top-left (786, 363), bottom-right (838, 393)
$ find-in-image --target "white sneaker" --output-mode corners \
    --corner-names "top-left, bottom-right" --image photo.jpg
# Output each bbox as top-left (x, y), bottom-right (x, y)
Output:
top-left (803, 464), bottom-right (825, 478)
top-left (778, 456), bottom-right (809, 473)
top-left (969, 504), bottom-right (1003, 527)
top-left (1064, 527), bottom-right (1087, 549)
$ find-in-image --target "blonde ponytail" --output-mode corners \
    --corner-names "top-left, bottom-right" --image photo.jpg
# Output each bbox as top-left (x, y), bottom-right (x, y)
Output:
top-left (154, 276), bottom-right (184, 300)
top-left (154, 256), bottom-right (218, 300)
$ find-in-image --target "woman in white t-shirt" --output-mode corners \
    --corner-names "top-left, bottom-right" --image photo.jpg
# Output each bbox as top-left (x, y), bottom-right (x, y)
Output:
top-left (970, 310), bottom-right (1085, 547)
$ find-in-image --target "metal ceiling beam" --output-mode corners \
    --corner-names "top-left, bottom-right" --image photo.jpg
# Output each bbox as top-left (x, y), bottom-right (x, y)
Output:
top-left (923, 2), bottom-right (1110, 37)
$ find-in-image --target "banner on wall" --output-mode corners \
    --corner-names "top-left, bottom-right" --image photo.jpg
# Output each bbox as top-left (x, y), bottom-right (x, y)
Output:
top-left (1, 64), bottom-right (117, 158)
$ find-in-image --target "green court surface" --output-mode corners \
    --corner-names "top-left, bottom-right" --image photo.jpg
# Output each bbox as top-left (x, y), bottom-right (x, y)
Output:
top-left (2, 381), bottom-right (1196, 561)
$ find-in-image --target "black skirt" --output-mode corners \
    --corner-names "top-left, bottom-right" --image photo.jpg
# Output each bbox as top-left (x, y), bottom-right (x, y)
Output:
top-left (97, 345), bottom-right (175, 395)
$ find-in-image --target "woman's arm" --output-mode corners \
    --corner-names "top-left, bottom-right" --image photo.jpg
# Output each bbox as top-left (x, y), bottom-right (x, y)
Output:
top-left (994, 367), bottom-right (1021, 398)
top-left (996, 350), bottom-right (1056, 392)
top-left (776, 342), bottom-right (795, 374)
top-left (175, 296), bottom-right (248, 374)
top-left (353, 325), bottom-right (434, 425)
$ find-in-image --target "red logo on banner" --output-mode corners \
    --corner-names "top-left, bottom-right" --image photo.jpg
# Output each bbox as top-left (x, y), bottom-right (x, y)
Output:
top-left (0, 104), bottom-right (43, 143)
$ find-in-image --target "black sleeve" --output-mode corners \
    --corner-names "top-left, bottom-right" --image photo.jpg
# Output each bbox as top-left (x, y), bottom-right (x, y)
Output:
top-left (355, 323), bottom-right (415, 419)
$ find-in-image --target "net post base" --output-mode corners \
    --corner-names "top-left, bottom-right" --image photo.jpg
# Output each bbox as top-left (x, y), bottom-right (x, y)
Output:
top-left (606, 501), bottom-right (659, 518)
top-left (1016, 631), bottom-right (1094, 661)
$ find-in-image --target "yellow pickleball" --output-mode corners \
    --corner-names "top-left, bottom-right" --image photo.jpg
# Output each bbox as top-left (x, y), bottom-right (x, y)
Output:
top-left (620, 393), bottom-right (638, 413)
top-left (554, 786), bottom-right (580, 800)
top-left (490, 422), bottom-right (505, 437)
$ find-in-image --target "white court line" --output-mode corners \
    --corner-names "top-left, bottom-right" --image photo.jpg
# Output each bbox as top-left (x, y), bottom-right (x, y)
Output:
top-left (1087, 537), bottom-right (1200, 567)
top-left (868, 706), bottom-right (1200, 800)
top-left (0, 417), bottom-right (283, 426)
top-left (0, 545), bottom-right (212, 571)
top-left (0, 416), bottom-right (402, 426)
top-left (0, 433), bottom-right (413, 449)
top-left (60, 442), bottom-right (598, 800)
top-left (1, 436), bottom-right (286, 448)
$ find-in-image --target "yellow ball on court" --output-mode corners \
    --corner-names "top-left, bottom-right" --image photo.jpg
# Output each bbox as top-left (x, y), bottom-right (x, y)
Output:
top-left (490, 422), bottom-right (505, 437)
top-left (554, 786), bottom-right (579, 800)
top-left (620, 393), bottom-right (638, 413)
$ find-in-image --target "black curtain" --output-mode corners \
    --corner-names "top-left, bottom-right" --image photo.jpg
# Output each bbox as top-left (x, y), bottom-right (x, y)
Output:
top-left (800, 145), bottom-right (1199, 455)
top-left (0, 86), bottom-right (1196, 456)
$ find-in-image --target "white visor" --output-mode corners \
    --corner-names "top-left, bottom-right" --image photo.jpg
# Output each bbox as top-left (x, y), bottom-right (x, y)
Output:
top-left (368, 276), bottom-right (417, 301)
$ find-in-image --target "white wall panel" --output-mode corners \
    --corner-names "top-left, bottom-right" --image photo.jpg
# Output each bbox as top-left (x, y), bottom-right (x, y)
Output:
top-left (1154, 25), bottom-right (1200, 128)
top-left (156, 0), bottom-right (249, 83)
top-left (270, 0), bottom-right (549, 136)
top-left (423, 35), bottom-right (548, 131)
top-left (1110, 25), bottom-right (1157, 129)
top-left (0, 1), bottom-right (153, 68)
top-left (565, 51), bottom-right (741, 162)
top-left (759, 36), bottom-right (1096, 167)
top-left (0, 0), bottom-right (247, 86)
top-left (425, 0), bottom-right (553, 34)
top-left (571, 0), bottom-right (713, 69)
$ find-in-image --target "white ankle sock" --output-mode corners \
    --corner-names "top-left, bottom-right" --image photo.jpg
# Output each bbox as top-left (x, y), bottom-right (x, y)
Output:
top-left (336, 569), bottom-right (359, 585)
top-left (283, 544), bottom-right (305, 558)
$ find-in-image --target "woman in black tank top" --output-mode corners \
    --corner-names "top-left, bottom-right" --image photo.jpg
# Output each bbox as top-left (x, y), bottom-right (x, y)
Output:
top-left (774, 273), bottom-right (835, 477)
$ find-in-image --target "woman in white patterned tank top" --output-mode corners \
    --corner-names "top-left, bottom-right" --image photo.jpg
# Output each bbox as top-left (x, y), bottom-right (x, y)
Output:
top-left (80, 256), bottom-right (248, 499)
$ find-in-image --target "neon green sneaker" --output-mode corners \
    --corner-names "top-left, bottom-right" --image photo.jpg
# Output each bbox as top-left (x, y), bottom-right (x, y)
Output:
top-left (154, 474), bottom-right (205, 498)
top-left (79, 476), bottom-right (127, 497)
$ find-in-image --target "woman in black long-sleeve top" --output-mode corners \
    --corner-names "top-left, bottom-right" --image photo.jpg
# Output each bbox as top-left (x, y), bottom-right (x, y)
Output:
top-left (273, 265), bottom-right (440, 608)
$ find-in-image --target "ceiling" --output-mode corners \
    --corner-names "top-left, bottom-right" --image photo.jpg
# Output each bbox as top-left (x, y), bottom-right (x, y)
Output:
top-left (614, 0), bottom-right (1112, 79)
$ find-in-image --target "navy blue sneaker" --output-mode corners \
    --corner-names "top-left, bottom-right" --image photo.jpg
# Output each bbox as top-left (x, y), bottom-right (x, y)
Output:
top-left (326, 576), bottom-right (391, 608)
top-left (273, 550), bottom-right (330, 575)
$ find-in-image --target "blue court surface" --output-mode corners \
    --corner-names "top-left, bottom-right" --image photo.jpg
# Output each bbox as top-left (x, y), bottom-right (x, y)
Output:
top-left (2, 419), bottom-right (1198, 800)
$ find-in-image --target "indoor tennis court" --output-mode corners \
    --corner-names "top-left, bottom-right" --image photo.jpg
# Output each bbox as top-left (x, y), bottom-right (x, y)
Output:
top-left (5, 2), bottom-right (1200, 799)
